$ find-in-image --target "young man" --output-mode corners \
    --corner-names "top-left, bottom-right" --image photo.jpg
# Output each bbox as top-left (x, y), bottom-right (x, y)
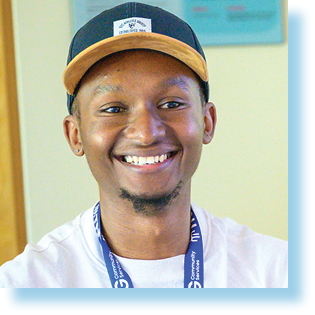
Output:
top-left (0, 2), bottom-right (287, 288)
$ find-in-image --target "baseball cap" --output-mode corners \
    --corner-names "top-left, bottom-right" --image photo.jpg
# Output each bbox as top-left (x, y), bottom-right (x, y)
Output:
top-left (63, 2), bottom-right (209, 113)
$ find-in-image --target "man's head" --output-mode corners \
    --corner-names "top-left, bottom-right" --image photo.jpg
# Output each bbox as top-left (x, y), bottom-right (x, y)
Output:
top-left (63, 3), bottom-right (216, 214)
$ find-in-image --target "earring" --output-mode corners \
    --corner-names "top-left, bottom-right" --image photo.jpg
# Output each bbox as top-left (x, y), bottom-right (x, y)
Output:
top-left (76, 149), bottom-right (80, 153)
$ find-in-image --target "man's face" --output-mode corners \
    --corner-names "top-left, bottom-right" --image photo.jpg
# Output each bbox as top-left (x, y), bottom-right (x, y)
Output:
top-left (68, 50), bottom-right (215, 201)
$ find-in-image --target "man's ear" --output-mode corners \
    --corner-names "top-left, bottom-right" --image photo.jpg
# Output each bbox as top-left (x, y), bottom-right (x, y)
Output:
top-left (63, 115), bottom-right (84, 156)
top-left (203, 102), bottom-right (217, 145)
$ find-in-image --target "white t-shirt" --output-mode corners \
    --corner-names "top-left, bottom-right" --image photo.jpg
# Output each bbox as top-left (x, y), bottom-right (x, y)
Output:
top-left (0, 203), bottom-right (288, 288)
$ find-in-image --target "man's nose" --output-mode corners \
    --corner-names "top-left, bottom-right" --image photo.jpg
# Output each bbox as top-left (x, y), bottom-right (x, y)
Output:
top-left (124, 106), bottom-right (166, 145)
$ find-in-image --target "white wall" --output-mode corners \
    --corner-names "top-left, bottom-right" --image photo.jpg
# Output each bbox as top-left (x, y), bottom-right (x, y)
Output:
top-left (193, 43), bottom-right (288, 240)
top-left (12, 0), bottom-right (287, 243)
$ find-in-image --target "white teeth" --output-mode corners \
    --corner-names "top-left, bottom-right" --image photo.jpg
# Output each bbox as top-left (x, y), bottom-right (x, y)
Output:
top-left (138, 157), bottom-right (146, 166)
top-left (123, 153), bottom-right (171, 165)
top-left (125, 156), bottom-right (133, 163)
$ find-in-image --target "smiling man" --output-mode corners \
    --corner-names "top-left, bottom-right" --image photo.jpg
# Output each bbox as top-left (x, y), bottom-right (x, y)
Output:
top-left (0, 2), bottom-right (287, 288)
top-left (64, 49), bottom-right (214, 264)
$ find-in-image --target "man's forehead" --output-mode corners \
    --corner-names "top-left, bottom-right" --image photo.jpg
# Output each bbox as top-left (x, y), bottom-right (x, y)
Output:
top-left (91, 76), bottom-right (193, 96)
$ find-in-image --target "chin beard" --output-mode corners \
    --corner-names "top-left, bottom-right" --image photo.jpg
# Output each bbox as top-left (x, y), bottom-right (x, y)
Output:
top-left (119, 181), bottom-right (182, 216)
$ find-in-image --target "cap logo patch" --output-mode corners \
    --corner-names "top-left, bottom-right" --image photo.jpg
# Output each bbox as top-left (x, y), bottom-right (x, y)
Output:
top-left (113, 17), bottom-right (152, 36)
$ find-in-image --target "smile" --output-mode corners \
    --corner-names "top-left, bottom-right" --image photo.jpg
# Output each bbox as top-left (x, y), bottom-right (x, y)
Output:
top-left (122, 152), bottom-right (176, 166)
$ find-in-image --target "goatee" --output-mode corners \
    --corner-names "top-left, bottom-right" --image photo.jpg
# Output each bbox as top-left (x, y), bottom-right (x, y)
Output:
top-left (119, 181), bottom-right (182, 216)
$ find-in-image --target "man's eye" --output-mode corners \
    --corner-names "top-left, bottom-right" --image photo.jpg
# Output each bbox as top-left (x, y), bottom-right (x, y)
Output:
top-left (102, 106), bottom-right (126, 113)
top-left (159, 102), bottom-right (183, 109)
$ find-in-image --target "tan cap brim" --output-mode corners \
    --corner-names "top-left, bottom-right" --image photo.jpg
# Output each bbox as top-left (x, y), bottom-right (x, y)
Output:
top-left (63, 32), bottom-right (208, 95)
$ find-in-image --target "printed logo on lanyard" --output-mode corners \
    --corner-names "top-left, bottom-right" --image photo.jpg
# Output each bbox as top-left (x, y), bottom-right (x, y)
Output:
top-left (93, 202), bottom-right (204, 288)
top-left (185, 214), bottom-right (204, 288)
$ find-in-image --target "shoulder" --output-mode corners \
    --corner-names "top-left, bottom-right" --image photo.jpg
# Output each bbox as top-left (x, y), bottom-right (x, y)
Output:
top-left (0, 206), bottom-right (95, 288)
top-left (225, 218), bottom-right (288, 288)
top-left (192, 203), bottom-right (288, 288)
top-left (192, 202), bottom-right (287, 253)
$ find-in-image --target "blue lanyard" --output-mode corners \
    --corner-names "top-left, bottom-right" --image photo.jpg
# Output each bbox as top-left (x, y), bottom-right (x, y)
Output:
top-left (93, 202), bottom-right (204, 288)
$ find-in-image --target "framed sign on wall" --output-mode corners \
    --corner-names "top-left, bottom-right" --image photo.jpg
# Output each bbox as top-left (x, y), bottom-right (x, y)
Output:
top-left (72, 0), bottom-right (284, 45)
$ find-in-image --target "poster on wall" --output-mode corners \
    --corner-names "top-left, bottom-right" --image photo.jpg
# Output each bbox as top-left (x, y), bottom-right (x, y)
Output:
top-left (72, 0), bottom-right (284, 45)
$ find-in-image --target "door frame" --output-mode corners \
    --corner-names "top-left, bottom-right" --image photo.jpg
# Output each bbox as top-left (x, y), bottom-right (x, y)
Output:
top-left (0, 0), bottom-right (26, 265)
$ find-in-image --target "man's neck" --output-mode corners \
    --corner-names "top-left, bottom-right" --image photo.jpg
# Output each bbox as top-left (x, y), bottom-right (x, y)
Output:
top-left (99, 189), bottom-right (191, 260)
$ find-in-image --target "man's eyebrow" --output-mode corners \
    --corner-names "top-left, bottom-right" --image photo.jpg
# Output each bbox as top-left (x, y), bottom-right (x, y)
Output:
top-left (158, 77), bottom-right (191, 92)
top-left (92, 84), bottom-right (124, 96)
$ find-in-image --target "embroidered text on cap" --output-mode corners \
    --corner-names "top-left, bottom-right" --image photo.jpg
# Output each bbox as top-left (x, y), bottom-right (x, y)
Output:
top-left (113, 17), bottom-right (152, 36)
